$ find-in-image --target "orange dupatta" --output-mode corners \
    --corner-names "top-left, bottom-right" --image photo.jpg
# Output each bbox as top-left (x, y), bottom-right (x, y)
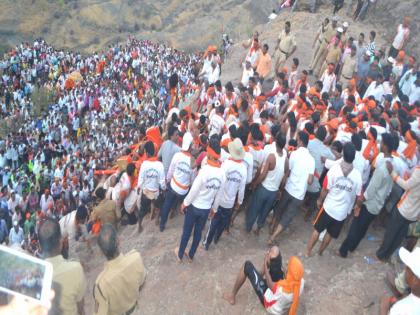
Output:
top-left (271, 256), bottom-right (304, 315)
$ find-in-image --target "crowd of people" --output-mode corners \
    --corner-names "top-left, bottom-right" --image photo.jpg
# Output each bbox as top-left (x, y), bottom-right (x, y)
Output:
top-left (0, 1), bottom-right (419, 314)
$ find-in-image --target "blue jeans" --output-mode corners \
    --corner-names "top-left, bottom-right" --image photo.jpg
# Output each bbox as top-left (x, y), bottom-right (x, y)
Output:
top-left (246, 185), bottom-right (277, 232)
top-left (178, 205), bottom-right (209, 260)
top-left (160, 186), bottom-right (184, 231)
top-left (203, 206), bottom-right (232, 250)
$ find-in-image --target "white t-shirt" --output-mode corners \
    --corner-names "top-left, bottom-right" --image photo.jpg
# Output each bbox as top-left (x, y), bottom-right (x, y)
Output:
top-left (323, 164), bottom-right (363, 221)
top-left (392, 24), bottom-right (410, 50)
top-left (264, 280), bottom-right (305, 315)
top-left (389, 293), bottom-right (420, 315)
top-left (285, 147), bottom-right (315, 200)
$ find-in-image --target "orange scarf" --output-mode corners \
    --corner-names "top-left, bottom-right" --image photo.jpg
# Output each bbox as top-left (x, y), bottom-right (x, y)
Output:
top-left (302, 129), bottom-right (315, 140)
top-left (363, 131), bottom-right (379, 161)
top-left (403, 131), bottom-right (416, 160)
top-left (207, 147), bottom-right (221, 159)
top-left (272, 256), bottom-right (304, 315)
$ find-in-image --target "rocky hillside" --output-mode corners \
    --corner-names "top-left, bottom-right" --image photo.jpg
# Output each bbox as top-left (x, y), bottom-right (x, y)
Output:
top-left (0, 0), bottom-right (276, 54)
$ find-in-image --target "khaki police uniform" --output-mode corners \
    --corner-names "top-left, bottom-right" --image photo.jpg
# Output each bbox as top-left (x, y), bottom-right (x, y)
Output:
top-left (311, 25), bottom-right (336, 73)
top-left (340, 54), bottom-right (357, 86)
top-left (46, 255), bottom-right (87, 315)
top-left (93, 250), bottom-right (146, 315)
top-left (275, 30), bottom-right (296, 70)
top-left (310, 24), bottom-right (328, 68)
top-left (91, 199), bottom-right (120, 227)
top-left (320, 45), bottom-right (342, 75)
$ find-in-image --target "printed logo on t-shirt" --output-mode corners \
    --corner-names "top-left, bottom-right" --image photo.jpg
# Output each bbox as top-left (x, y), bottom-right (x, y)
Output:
top-left (206, 177), bottom-right (222, 190)
top-left (226, 170), bottom-right (243, 184)
top-left (334, 176), bottom-right (355, 192)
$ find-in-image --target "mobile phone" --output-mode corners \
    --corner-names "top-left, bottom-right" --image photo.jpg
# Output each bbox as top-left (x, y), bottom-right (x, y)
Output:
top-left (0, 245), bottom-right (53, 306)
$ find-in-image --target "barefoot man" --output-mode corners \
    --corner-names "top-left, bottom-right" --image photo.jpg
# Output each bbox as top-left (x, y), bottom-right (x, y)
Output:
top-left (223, 246), bottom-right (305, 315)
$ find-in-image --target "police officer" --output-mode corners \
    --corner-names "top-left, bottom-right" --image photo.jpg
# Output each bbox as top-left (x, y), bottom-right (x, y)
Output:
top-left (94, 224), bottom-right (146, 315)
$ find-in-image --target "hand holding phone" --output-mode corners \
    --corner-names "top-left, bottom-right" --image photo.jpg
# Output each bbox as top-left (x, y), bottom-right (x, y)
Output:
top-left (0, 245), bottom-right (53, 308)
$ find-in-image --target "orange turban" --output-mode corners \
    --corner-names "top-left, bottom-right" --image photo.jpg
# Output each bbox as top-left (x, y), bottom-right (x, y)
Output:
top-left (398, 50), bottom-right (405, 59)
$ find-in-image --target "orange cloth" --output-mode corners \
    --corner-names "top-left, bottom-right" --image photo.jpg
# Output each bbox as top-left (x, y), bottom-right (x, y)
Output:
top-left (220, 137), bottom-right (232, 148)
top-left (207, 87), bottom-right (215, 95)
top-left (207, 147), bottom-right (220, 159)
top-left (168, 87), bottom-right (177, 111)
top-left (146, 126), bottom-right (163, 149)
top-left (302, 128), bottom-right (315, 140)
top-left (64, 78), bottom-right (75, 90)
top-left (403, 131), bottom-right (416, 160)
top-left (256, 53), bottom-right (272, 78)
top-left (363, 131), bottom-right (379, 161)
top-left (272, 256), bottom-right (304, 315)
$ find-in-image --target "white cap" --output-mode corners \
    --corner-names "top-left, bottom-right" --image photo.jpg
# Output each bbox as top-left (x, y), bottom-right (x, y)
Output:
top-left (181, 132), bottom-right (193, 151)
top-left (228, 138), bottom-right (245, 160)
top-left (332, 15), bottom-right (339, 21)
top-left (387, 56), bottom-right (395, 63)
top-left (343, 22), bottom-right (349, 28)
top-left (365, 50), bottom-right (372, 57)
top-left (337, 27), bottom-right (344, 33)
top-left (13, 220), bottom-right (18, 226)
top-left (399, 247), bottom-right (420, 278)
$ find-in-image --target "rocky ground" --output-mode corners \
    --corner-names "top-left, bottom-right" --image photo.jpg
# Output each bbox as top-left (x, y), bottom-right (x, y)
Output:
top-left (78, 207), bottom-right (398, 315)
top-left (1, 1), bottom-right (417, 314)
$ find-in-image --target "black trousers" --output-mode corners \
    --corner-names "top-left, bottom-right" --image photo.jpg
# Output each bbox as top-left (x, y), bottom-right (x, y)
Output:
top-left (376, 206), bottom-right (413, 260)
top-left (333, 0), bottom-right (344, 14)
top-left (339, 205), bottom-right (376, 257)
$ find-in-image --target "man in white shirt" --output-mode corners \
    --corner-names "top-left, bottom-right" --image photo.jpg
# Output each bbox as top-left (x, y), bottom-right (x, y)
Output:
top-left (389, 17), bottom-right (411, 58)
top-left (305, 142), bottom-right (362, 256)
top-left (176, 139), bottom-right (225, 263)
top-left (380, 247), bottom-right (420, 315)
top-left (136, 141), bottom-right (166, 233)
top-left (40, 189), bottom-right (54, 214)
top-left (246, 133), bottom-right (288, 234)
top-left (363, 74), bottom-right (385, 102)
top-left (268, 131), bottom-right (315, 244)
top-left (203, 139), bottom-right (247, 249)
top-left (8, 220), bottom-right (24, 248)
top-left (241, 61), bottom-right (254, 87)
top-left (209, 105), bottom-right (226, 137)
top-left (160, 133), bottom-right (195, 232)
top-left (320, 63), bottom-right (337, 94)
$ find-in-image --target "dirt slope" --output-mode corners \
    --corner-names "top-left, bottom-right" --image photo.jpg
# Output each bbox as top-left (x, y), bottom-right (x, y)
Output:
top-left (0, 0), bottom-right (276, 53)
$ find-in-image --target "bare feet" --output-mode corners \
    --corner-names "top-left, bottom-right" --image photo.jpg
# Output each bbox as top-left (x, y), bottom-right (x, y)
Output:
top-left (335, 250), bottom-right (344, 258)
top-left (253, 228), bottom-right (260, 236)
top-left (137, 225), bottom-right (143, 234)
top-left (222, 292), bottom-right (236, 305)
top-left (184, 251), bottom-right (193, 263)
top-left (174, 247), bottom-right (182, 264)
top-left (267, 238), bottom-right (274, 246)
top-left (385, 272), bottom-right (402, 298)
top-left (304, 250), bottom-right (312, 258)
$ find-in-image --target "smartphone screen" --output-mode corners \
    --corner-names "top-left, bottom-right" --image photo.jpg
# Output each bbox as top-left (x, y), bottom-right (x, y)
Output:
top-left (0, 245), bottom-right (52, 306)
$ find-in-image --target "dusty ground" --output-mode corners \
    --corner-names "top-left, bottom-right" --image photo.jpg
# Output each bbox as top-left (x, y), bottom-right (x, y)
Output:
top-left (1, 1), bottom-right (415, 314)
top-left (221, 7), bottom-right (389, 85)
top-left (79, 206), bottom-right (396, 315)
